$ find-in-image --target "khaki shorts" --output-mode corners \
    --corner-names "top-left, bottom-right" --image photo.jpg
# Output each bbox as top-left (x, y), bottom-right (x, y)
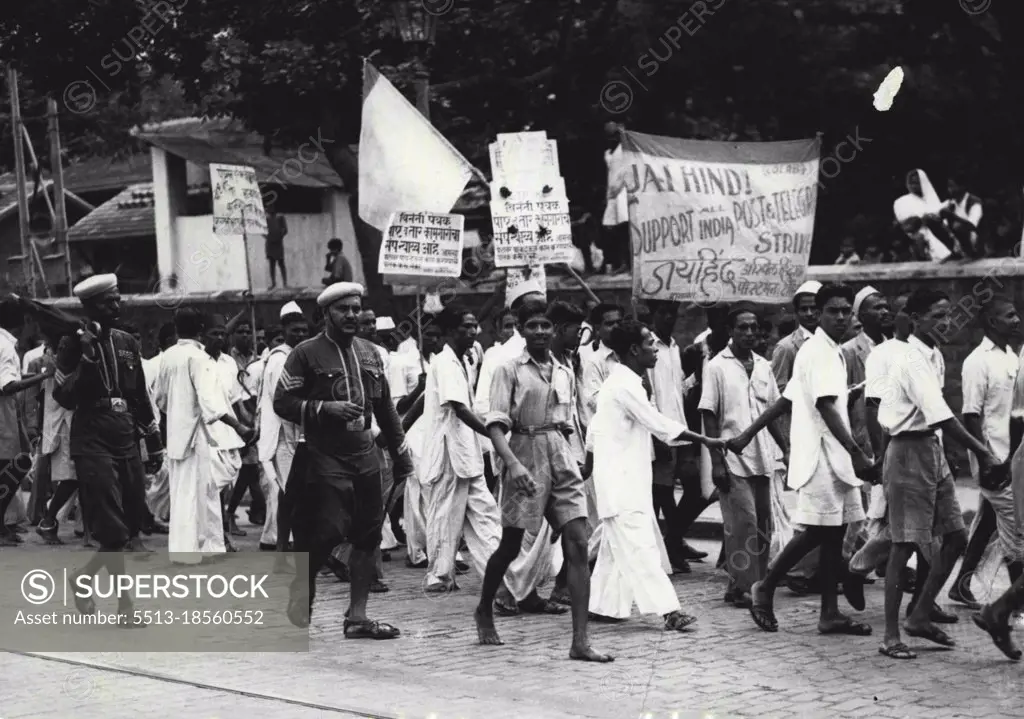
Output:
top-left (500, 432), bottom-right (588, 533)
top-left (884, 434), bottom-right (964, 549)
top-left (793, 460), bottom-right (865, 528)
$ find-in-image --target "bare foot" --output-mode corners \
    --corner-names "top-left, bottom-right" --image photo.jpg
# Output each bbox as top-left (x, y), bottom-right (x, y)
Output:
top-left (569, 644), bottom-right (614, 663)
top-left (474, 606), bottom-right (504, 646)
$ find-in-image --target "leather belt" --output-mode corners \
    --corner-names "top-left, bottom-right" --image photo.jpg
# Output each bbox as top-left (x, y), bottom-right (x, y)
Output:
top-left (90, 398), bottom-right (129, 413)
top-left (511, 424), bottom-right (561, 436)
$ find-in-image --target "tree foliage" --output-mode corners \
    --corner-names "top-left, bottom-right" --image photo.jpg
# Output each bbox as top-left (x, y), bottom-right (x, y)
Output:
top-left (2, 0), bottom-right (1021, 274)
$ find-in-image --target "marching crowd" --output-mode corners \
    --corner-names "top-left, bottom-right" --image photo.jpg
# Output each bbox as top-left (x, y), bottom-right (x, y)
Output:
top-left (1, 271), bottom-right (1024, 663)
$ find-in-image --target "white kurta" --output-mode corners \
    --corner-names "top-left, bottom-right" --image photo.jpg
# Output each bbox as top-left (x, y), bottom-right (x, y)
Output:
top-left (142, 352), bottom-right (170, 520)
top-left (256, 344), bottom-right (301, 546)
top-left (391, 349), bottom-right (429, 565)
top-left (587, 364), bottom-right (684, 618)
top-left (153, 340), bottom-right (237, 564)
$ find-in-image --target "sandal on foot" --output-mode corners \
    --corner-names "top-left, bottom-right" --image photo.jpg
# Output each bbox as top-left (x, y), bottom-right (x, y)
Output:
top-left (548, 591), bottom-right (572, 607)
top-left (904, 624), bottom-right (956, 648)
top-left (819, 618), bottom-right (873, 636)
top-left (878, 642), bottom-right (917, 659)
top-left (493, 598), bottom-right (519, 617)
top-left (343, 619), bottom-right (400, 640)
top-left (369, 581), bottom-right (390, 593)
top-left (972, 613), bottom-right (1022, 661)
top-left (664, 611), bottom-right (698, 632)
top-left (519, 597), bottom-right (568, 615)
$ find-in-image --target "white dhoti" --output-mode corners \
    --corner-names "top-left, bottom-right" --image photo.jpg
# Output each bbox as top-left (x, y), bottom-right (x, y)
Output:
top-left (590, 510), bottom-right (680, 619)
top-left (423, 461), bottom-right (502, 589)
top-left (503, 521), bottom-right (562, 602)
top-left (168, 438), bottom-right (239, 564)
top-left (260, 435), bottom-right (296, 547)
top-left (404, 473), bottom-right (429, 565)
top-left (583, 478), bottom-right (601, 562)
top-left (146, 462), bottom-right (171, 523)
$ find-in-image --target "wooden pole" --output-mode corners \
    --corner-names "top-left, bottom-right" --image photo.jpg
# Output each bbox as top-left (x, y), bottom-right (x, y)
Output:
top-left (20, 125), bottom-right (56, 222)
top-left (7, 67), bottom-right (37, 296)
top-left (240, 209), bottom-right (258, 339)
top-left (416, 288), bottom-right (424, 369)
top-left (47, 99), bottom-right (72, 296)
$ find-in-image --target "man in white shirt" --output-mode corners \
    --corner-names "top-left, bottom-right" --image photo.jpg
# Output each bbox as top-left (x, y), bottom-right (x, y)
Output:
top-left (420, 305), bottom-right (503, 592)
top-left (390, 319), bottom-right (444, 568)
top-left (587, 320), bottom-right (724, 634)
top-left (960, 297), bottom-right (1024, 598)
top-left (701, 303), bottom-right (787, 608)
top-left (867, 289), bottom-right (996, 659)
top-left (731, 285), bottom-right (873, 636)
top-left (646, 299), bottom-right (696, 572)
top-left (154, 308), bottom-right (252, 564)
top-left (140, 322), bottom-right (177, 527)
top-left (580, 302), bottom-right (624, 427)
top-left (257, 302), bottom-right (310, 551)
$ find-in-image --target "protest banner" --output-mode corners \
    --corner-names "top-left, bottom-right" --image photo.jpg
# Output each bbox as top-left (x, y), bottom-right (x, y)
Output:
top-left (488, 130), bottom-right (574, 268)
top-left (619, 131), bottom-right (821, 304)
top-left (379, 211), bottom-right (465, 278)
top-left (210, 164), bottom-right (267, 236)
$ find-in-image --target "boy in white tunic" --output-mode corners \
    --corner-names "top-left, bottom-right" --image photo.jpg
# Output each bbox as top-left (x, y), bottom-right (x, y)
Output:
top-left (154, 308), bottom-right (252, 563)
top-left (587, 320), bottom-right (723, 632)
top-left (961, 297), bottom-right (1024, 584)
top-left (257, 302), bottom-right (310, 550)
top-left (420, 305), bottom-right (503, 592)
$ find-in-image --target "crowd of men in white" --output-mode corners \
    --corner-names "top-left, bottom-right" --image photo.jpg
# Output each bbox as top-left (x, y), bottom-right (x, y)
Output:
top-left (2, 271), bottom-right (1024, 663)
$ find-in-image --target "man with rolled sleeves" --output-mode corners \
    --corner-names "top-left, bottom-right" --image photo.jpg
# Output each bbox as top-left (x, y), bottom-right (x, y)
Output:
top-left (273, 282), bottom-right (413, 636)
top-left (53, 274), bottom-right (163, 623)
top-left (770, 279), bottom-right (824, 594)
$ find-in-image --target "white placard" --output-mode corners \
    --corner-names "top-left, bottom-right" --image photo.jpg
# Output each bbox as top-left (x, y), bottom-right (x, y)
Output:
top-left (210, 163), bottom-right (267, 236)
top-left (491, 195), bottom-right (573, 267)
top-left (379, 211), bottom-right (465, 277)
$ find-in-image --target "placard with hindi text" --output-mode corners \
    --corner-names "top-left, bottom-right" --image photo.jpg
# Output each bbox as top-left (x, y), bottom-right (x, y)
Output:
top-left (379, 211), bottom-right (465, 278)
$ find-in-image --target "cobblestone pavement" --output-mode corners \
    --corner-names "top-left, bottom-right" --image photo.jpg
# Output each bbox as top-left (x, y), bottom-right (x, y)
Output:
top-left (1, 505), bottom-right (1022, 719)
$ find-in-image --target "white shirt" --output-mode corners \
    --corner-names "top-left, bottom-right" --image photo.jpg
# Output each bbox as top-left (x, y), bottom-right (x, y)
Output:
top-left (153, 339), bottom-right (234, 460)
top-left (22, 343), bottom-right (45, 375)
top-left (908, 334), bottom-right (945, 387)
top-left (587, 364), bottom-right (688, 518)
top-left (962, 336), bottom-right (1018, 468)
top-left (257, 344), bottom-right (301, 462)
top-left (699, 345), bottom-right (780, 478)
top-left (602, 146), bottom-right (629, 226)
top-left (783, 328), bottom-right (860, 490)
top-left (0, 327), bottom-right (23, 457)
top-left (419, 344), bottom-right (484, 484)
top-left (580, 342), bottom-right (618, 427)
top-left (474, 330), bottom-right (526, 417)
top-left (866, 338), bottom-right (953, 436)
top-left (390, 349), bottom-right (430, 461)
top-left (209, 352), bottom-right (246, 450)
top-left (648, 333), bottom-right (687, 427)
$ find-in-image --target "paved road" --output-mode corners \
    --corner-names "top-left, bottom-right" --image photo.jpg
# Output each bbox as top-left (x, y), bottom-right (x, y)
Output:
top-left (1, 503), bottom-right (1021, 719)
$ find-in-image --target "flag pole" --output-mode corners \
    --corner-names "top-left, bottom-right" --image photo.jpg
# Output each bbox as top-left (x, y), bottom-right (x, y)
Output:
top-left (241, 209), bottom-right (257, 338)
top-left (416, 286), bottom-right (424, 369)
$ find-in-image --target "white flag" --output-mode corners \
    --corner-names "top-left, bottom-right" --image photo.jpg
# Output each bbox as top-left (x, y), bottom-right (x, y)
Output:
top-left (358, 62), bottom-right (475, 231)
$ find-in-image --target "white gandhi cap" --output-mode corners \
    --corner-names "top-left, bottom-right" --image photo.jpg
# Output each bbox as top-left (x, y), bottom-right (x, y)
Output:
top-left (853, 286), bottom-right (881, 316)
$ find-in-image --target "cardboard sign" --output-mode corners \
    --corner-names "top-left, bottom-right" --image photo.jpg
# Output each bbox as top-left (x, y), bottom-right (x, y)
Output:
top-left (210, 164), bottom-right (267, 236)
top-left (379, 211), bottom-right (465, 278)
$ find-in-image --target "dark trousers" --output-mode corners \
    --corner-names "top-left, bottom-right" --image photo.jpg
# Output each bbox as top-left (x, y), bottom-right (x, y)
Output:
top-left (72, 452), bottom-right (146, 550)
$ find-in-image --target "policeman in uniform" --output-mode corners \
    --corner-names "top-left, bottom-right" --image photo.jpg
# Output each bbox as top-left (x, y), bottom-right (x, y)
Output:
top-left (53, 274), bottom-right (163, 621)
top-left (273, 282), bottom-right (413, 636)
